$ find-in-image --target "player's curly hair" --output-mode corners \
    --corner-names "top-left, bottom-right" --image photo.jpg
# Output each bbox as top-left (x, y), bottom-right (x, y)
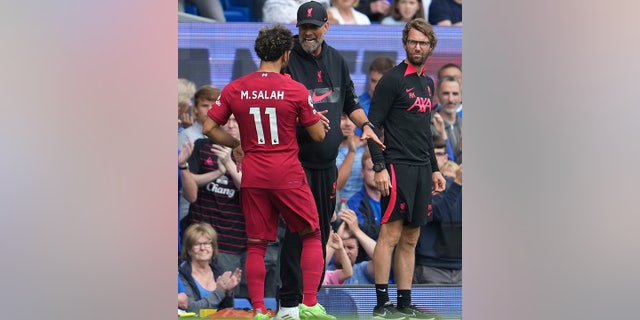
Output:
top-left (254, 24), bottom-right (294, 62)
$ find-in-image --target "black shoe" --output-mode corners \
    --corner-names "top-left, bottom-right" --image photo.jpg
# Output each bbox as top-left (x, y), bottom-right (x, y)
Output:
top-left (373, 302), bottom-right (407, 320)
top-left (396, 305), bottom-right (439, 320)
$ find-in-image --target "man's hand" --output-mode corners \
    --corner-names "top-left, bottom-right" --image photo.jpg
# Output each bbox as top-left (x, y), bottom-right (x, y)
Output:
top-left (178, 139), bottom-right (194, 166)
top-left (179, 112), bottom-right (194, 129)
top-left (431, 112), bottom-right (447, 139)
top-left (211, 144), bottom-right (232, 164)
top-left (374, 169), bottom-right (391, 197)
top-left (340, 209), bottom-right (361, 234)
top-left (328, 231), bottom-right (344, 251)
top-left (432, 171), bottom-right (446, 192)
top-left (361, 125), bottom-right (385, 151)
top-left (318, 110), bottom-right (330, 132)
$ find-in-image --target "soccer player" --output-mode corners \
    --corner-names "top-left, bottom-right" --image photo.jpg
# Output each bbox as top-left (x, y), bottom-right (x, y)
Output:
top-left (202, 24), bottom-right (335, 320)
top-left (366, 18), bottom-right (446, 319)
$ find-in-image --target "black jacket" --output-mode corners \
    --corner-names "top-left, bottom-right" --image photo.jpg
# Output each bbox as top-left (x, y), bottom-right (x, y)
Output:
top-left (286, 36), bottom-right (362, 169)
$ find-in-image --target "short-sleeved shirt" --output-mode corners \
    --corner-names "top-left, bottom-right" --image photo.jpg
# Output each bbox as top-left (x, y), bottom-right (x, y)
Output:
top-left (208, 72), bottom-right (320, 189)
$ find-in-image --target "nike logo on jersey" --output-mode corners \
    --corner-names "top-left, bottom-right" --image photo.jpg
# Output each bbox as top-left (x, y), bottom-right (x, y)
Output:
top-left (312, 90), bottom-right (333, 103)
top-left (405, 87), bottom-right (415, 93)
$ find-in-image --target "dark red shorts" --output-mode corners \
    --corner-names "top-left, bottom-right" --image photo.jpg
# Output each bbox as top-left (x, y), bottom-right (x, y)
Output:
top-left (241, 186), bottom-right (320, 241)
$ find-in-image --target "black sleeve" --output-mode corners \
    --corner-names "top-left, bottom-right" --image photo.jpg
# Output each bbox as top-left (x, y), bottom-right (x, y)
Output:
top-left (342, 61), bottom-right (363, 116)
top-left (427, 80), bottom-right (439, 172)
top-left (366, 72), bottom-right (397, 166)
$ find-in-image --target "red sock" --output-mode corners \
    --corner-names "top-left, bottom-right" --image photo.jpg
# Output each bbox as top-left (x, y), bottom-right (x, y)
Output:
top-left (246, 240), bottom-right (268, 312)
top-left (300, 230), bottom-right (323, 306)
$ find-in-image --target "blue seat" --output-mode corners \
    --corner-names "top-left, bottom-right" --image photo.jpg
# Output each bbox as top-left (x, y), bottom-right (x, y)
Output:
top-left (184, 3), bottom-right (199, 16)
top-left (221, 0), bottom-right (253, 22)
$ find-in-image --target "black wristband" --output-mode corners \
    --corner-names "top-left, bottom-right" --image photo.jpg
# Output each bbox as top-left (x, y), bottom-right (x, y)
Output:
top-left (361, 121), bottom-right (375, 131)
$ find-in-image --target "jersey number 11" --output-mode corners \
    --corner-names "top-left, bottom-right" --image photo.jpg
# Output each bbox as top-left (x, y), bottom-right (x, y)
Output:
top-left (249, 107), bottom-right (279, 145)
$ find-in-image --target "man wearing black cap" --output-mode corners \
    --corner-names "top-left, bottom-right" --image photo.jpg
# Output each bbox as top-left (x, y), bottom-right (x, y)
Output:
top-left (276, 1), bottom-right (385, 320)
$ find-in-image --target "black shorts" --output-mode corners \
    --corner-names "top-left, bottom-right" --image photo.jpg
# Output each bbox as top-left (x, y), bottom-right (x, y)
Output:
top-left (380, 163), bottom-right (433, 227)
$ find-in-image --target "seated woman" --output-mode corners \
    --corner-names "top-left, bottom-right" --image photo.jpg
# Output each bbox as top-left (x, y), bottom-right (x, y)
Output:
top-left (328, 0), bottom-right (371, 25)
top-left (381, 0), bottom-right (425, 25)
top-left (178, 223), bottom-right (242, 312)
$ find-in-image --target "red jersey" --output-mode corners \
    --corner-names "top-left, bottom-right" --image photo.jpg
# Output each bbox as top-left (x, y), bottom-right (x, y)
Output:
top-left (208, 71), bottom-right (320, 189)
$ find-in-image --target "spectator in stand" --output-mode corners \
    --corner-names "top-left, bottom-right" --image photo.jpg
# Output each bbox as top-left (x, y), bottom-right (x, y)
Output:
top-left (262, 0), bottom-right (331, 24)
top-left (356, 0), bottom-right (390, 23)
top-left (179, 86), bottom-right (220, 151)
top-left (431, 135), bottom-right (449, 172)
top-left (435, 63), bottom-right (462, 119)
top-left (182, 115), bottom-right (252, 298)
top-left (356, 56), bottom-right (395, 137)
top-left (178, 86), bottom-right (221, 225)
top-left (346, 150), bottom-right (381, 253)
top-left (381, 0), bottom-right (425, 25)
top-left (179, 139), bottom-right (198, 255)
top-left (428, 0), bottom-right (461, 26)
top-left (328, 0), bottom-right (371, 25)
top-left (322, 231), bottom-right (353, 285)
top-left (178, 0), bottom-right (227, 22)
top-left (435, 76), bottom-right (462, 164)
top-left (331, 207), bottom-right (377, 284)
top-left (178, 78), bottom-right (196, 132)
top-left (179, 223), bottom-right (242, 312)
top-left (336, 113), bottom-right (366, 207)
top-left (414, 164), bottom-right (462, 285)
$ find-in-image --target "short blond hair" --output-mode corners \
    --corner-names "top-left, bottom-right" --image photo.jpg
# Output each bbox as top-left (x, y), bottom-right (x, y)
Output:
top-left (180, 223), bottom-right (219, 260)
top-left (440, 160), bottom-right (459, 177)
top-left (178, 78), bottom-right (196, 109)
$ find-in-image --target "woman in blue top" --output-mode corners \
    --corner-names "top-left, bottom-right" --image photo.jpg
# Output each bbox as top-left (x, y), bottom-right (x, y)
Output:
top-left (178, 223), bottom-right (242, 312)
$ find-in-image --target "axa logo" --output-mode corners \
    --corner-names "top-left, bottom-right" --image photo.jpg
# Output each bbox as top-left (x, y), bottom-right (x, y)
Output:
top-left (407, 96), bottom-right (433, 113)
top-left (312, 89), bottom-right (333, 103)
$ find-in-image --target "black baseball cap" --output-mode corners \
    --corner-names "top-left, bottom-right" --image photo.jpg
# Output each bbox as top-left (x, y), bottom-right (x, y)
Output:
top-left (296, 1), bottom-right (328, 27)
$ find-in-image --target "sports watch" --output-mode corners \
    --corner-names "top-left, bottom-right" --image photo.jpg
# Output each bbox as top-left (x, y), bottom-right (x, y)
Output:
top-left (361, 121), bottom-right (375, 131)
top-left (373, 163), bottom-right (386, 172)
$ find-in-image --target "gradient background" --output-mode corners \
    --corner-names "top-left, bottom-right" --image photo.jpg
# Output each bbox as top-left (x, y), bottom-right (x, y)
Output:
top-left (2, 1), bottom-right (640, 319)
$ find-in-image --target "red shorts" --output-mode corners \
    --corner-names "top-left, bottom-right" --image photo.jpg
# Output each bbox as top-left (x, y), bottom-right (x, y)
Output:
top-left (241, 186), bottom-right (320, 241)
